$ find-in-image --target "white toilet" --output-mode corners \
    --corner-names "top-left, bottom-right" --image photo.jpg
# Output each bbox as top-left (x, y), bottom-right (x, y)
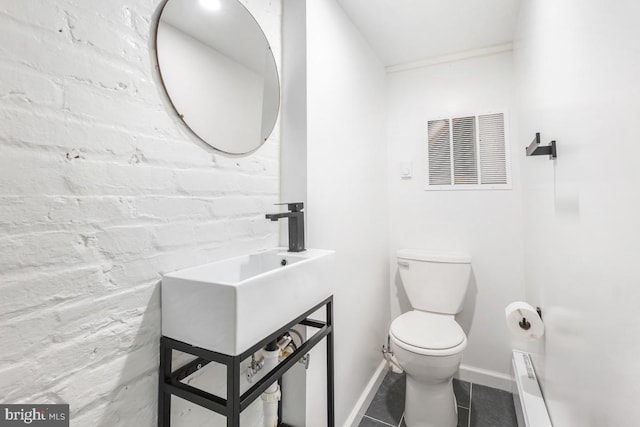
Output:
top-left (390, 249), bottom-right (471, 427)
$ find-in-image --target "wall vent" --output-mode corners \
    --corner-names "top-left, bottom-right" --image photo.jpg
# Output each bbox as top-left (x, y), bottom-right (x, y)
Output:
top-left (426, 112), bottom-right (510, 190)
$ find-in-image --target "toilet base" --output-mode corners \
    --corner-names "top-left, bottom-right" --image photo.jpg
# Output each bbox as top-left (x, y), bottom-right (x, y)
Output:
top-left (404, 376), bottom-right (457, 427)
top-left (389, 312), bottom-right (466, 427)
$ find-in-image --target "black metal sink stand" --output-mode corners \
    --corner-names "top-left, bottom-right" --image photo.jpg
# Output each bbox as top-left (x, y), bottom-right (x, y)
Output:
top-left (158, 296), bottom-right (335, 427)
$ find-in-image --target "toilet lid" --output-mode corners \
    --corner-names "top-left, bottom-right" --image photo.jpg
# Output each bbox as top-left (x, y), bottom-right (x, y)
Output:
top-left (390, 311), bottom-right (466, 353)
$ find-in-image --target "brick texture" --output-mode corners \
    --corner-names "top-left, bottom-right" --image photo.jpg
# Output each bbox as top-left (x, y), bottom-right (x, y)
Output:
top-left (0, 0), bottom-right (281, 426)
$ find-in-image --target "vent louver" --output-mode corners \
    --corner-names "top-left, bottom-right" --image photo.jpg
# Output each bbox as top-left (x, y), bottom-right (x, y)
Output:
top-left (426, 112), bottom-right (510, 190)
top-left (479, 113), bottom-right (507, 184)
top-left (452, 116), bottom-right (478, 185)
top-left (427, 119), bottom-right (451, 186)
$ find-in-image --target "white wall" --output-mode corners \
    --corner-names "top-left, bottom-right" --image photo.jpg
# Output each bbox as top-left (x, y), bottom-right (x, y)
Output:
top-left (515, 0), bottom-right (640, 425)
top-left (305, 0), bottom-right (390, 425)
top-left (386, 52), bottom-right (526, 384)
top-left (0, 0), bottom-right (280, 426)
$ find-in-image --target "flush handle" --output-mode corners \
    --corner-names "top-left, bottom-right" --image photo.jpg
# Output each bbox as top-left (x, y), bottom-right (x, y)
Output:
top-left (397, 261), bottom-right (410, 268)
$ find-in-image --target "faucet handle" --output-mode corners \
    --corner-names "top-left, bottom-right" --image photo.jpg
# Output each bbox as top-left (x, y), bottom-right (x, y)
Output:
top-left (275, 202), bottom-right (304, 212)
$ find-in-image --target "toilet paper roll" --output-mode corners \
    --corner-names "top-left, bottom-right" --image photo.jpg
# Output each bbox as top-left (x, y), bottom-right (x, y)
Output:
top-left (505, 302), bottom-right (544, 341)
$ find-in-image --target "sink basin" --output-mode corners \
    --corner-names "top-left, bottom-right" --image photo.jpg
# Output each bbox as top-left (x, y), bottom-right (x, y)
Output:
top-left (161, 248), bottom-right (335, 355)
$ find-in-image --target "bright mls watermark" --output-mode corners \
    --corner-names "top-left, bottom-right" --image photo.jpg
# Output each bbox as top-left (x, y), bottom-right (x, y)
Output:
top-left (0, 405), bottom-right (69, 426)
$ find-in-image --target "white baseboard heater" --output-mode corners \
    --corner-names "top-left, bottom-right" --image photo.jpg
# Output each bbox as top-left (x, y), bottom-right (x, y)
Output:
top-left (511, 350), bottom-right (553, 427)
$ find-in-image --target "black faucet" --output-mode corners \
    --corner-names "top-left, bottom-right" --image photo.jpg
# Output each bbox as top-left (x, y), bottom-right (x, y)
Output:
top-left (265, 202), bottom-right (305, 252)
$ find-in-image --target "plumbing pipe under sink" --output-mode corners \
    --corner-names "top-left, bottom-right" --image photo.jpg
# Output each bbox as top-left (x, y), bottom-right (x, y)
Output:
top-left (382, 336), bottom-right (404, 374)
top-left (261, 344), bottom-right (281, 427)
top-left (261, 334), bottom-right (303, 426)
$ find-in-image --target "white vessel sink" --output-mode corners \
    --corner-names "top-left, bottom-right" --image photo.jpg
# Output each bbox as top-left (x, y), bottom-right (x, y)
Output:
top-left (161, 248), bottom-right (335, 355)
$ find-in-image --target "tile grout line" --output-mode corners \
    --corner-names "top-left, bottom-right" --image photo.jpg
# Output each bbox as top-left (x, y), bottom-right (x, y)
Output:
top-left (361, 414), bottom-right (398, 427)
top-left (468, 382), bottom-right (473, 427)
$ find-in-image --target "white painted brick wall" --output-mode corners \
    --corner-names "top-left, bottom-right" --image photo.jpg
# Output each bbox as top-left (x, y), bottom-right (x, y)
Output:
top-left (0, 0), bottom-right (282, 425)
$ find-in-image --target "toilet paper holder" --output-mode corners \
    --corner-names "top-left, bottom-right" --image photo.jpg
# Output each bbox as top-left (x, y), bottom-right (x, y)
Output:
top-left (519, 307), bottom-right (542, 331)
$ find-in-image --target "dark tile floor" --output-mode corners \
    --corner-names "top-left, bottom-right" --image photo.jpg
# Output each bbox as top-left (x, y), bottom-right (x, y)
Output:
top-left (359, 371), bottom-right (518, 427)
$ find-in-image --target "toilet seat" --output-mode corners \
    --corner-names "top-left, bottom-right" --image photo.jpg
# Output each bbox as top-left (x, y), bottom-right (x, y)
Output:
top-left (390, 311), bottom-right (467, 356)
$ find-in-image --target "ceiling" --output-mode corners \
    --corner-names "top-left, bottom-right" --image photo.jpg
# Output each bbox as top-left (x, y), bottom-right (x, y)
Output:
top-left (335, 0), bottom-right (522, 67)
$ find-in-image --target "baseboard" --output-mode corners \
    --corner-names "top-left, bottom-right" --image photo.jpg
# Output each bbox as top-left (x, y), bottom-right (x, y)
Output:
top-left (456, 364), bottom-right (514, 392)
top-left (343, 360), bottom-right (388, 427)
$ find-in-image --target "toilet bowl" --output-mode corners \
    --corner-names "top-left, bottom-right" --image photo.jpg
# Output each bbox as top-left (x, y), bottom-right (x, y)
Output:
top-left (391, 249), bottom-right (471, 427)
top-left (390, 311), bottom-right (467, 427)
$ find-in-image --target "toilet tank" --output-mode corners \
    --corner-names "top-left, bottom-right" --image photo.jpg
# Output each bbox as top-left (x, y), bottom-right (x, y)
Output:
top-left (397, 249), bottom-right (471, 314)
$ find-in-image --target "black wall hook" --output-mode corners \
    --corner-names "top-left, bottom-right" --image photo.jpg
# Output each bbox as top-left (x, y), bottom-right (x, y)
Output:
top-left (526, 133), bottom-right (557, 159)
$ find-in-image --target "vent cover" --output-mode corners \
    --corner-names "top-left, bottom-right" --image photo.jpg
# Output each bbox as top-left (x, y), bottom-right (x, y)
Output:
top-left (426, 113), bottom-right (510, 190)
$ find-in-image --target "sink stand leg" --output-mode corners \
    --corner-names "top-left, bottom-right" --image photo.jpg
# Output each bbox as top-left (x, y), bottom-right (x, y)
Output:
top-left (227, 357), bottom-right (241, 427)
top-left (158, 340), bottom-right (172, 427)
top-left (327, 299), bottom-right (335, 427)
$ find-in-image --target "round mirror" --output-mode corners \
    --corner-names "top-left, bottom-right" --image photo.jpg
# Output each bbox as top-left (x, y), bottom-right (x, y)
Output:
top-left (155, 0), bottom-right (280, 155)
